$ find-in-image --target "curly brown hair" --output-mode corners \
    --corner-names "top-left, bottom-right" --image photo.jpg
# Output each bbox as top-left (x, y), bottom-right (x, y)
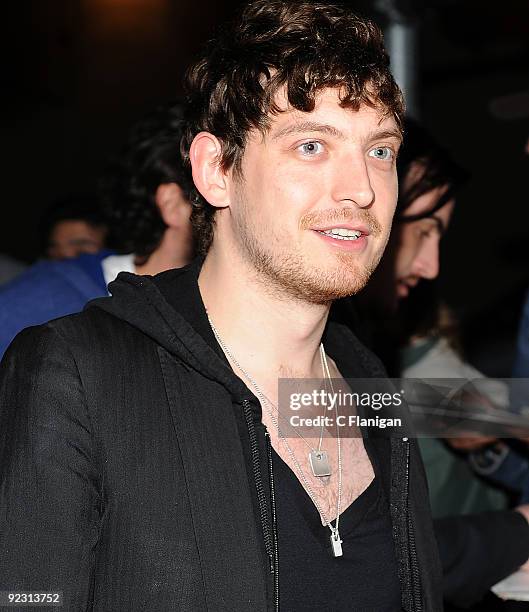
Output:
top-left (182, 0), bottom-right (404, 254)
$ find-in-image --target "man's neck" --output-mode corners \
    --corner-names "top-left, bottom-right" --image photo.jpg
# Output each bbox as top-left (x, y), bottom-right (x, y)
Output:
top-left (199, 244), bottom-right (331, 381)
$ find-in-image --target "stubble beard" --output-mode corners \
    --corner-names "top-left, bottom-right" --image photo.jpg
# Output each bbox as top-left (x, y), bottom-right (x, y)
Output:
top-left (232, 191), bottom-right (389, 305)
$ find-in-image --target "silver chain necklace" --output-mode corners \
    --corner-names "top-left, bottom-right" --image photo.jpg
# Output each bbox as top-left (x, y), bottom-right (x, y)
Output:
top-left (208, 315), bottom-right (344, 557)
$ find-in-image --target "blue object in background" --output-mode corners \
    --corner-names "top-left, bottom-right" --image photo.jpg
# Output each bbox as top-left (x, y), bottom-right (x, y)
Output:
top-left (0, 251), bottom-right (112, 359)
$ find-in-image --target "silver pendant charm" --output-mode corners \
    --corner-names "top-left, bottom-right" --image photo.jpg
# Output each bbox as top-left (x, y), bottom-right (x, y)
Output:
top-left (330, 530), bottom-right (343, 557)
top-left (309, 450), bottom-right (331, 477)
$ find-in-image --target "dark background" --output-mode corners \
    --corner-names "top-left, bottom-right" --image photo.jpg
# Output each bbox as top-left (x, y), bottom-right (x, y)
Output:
top-left (2, 0), bottom-right (528, 373)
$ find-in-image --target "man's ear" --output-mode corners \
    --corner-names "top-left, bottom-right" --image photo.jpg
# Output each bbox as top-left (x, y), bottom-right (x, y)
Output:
top-left (155, 183), bottom-right (191, 228)
top-left (189, 132), bottom-right (230, 209)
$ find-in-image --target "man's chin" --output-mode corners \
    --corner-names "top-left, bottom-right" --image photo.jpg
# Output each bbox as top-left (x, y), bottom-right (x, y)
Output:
top-left (243, 244), bottom-right (378, 304)
top-left (295, 267), bottom-right (375, 305)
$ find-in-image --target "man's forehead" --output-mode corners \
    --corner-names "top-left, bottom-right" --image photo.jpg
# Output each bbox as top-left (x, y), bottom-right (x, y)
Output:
top-left (258, 86), bottom-right (400, 141)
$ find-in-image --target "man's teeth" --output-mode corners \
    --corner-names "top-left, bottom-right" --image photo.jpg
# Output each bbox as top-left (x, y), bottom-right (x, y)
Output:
top-left (319, 228), bottom-right (362, 240)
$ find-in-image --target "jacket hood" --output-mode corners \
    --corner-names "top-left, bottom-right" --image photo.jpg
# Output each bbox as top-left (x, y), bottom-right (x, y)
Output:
top-left (86, 259), bottom-right (252, 401)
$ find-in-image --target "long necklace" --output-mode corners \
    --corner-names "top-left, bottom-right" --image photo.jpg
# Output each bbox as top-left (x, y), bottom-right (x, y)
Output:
top-left (208, 316), bottom-right (344, 557)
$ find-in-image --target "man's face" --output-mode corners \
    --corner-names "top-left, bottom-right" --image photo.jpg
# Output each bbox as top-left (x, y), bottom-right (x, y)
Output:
top-left (393, 188), bottom-right (454, 300)
top-left (47, 220), bottom-right (107, 259)
top-left (222, 87), bottom-right (401, 304)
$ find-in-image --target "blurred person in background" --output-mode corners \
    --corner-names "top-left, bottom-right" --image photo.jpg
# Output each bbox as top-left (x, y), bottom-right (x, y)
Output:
top-left (397, 281), bottom-right (511, 514)
top-left (417, 94), bottom-right (529, 518)
top-left (457, 94), bottom-right (529, 527)
top-left (354, 118), bottom-right (529, 611)
top-left (0, 102), bottom-right (194, 359)
top-left (39, 195), bottom-right (108, 259)
top-left (98, 102), bottom-right (194, 280)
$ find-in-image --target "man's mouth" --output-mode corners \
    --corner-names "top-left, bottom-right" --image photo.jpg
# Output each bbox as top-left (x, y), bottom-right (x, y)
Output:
top-left (314, 228), bottom-right (363, 241)
top-left (312, 223), bottom-right (370, 241)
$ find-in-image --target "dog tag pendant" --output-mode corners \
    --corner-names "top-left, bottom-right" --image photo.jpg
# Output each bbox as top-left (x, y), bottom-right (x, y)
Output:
top-left (309, 450), bottom-right (331, 477)
top-left (330, 530), bottom-right (343, 557)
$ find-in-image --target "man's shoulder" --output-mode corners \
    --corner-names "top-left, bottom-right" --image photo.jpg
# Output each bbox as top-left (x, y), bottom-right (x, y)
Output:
top-left (4, 305), bottom-right (151, 370)
top-left (50, 305), bottom-right (151, 354)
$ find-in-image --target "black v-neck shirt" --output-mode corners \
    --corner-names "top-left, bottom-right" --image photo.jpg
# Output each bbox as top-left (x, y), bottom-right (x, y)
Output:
top-left (156, 268), bottom-right (402, 611)
top-left (272, 444), bottom-right (401, 611)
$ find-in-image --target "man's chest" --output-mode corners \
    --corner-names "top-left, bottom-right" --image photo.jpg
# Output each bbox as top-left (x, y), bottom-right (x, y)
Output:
top-left (265, 422), bottom-right (375, 523)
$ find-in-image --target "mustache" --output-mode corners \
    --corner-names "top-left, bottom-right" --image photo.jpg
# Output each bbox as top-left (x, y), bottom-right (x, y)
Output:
top-left (299, 207), bottom-right (383, 237)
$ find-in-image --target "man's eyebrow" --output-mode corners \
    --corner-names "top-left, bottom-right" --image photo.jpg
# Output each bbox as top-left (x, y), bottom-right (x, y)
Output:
top-left (270, 122), bottom-right (403, 145)
top-left (271, 121), bottom-right (346, 141)
top-left (366, 128), bottom-right (403, 145)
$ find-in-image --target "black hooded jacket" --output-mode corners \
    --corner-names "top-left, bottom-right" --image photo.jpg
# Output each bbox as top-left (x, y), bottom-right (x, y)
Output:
top-left (0, 261), bottom-right (444, 610)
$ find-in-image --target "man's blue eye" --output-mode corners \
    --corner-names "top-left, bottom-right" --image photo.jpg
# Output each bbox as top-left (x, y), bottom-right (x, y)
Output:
top-left (299, 142), bottom-right (323, 155)
top-left (369, 146), bottom-right (393, 161)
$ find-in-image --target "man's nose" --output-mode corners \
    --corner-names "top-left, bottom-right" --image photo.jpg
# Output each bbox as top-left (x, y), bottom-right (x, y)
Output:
top-left (331, 157), bottom-right (375, 208)
top-left (414, 238), bottom-right (440, 280)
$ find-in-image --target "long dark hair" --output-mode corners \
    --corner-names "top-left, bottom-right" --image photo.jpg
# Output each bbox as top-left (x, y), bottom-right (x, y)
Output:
top-left (396, 117), bottom-right (469, 221)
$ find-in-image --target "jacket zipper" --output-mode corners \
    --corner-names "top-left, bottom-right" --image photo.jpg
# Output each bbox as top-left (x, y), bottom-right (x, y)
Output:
top-left (242, 399), bottom-right (279, 611)
top-left (265, 430), bottom-right (279, 612)
top-left (403, 438), bottom-right (422, 612)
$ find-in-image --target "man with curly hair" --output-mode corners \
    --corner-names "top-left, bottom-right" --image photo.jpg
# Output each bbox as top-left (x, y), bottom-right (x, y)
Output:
top-left (0, 103), bottom-right (194, 358)
top-left (1, 2), bottom-right (442, 610)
